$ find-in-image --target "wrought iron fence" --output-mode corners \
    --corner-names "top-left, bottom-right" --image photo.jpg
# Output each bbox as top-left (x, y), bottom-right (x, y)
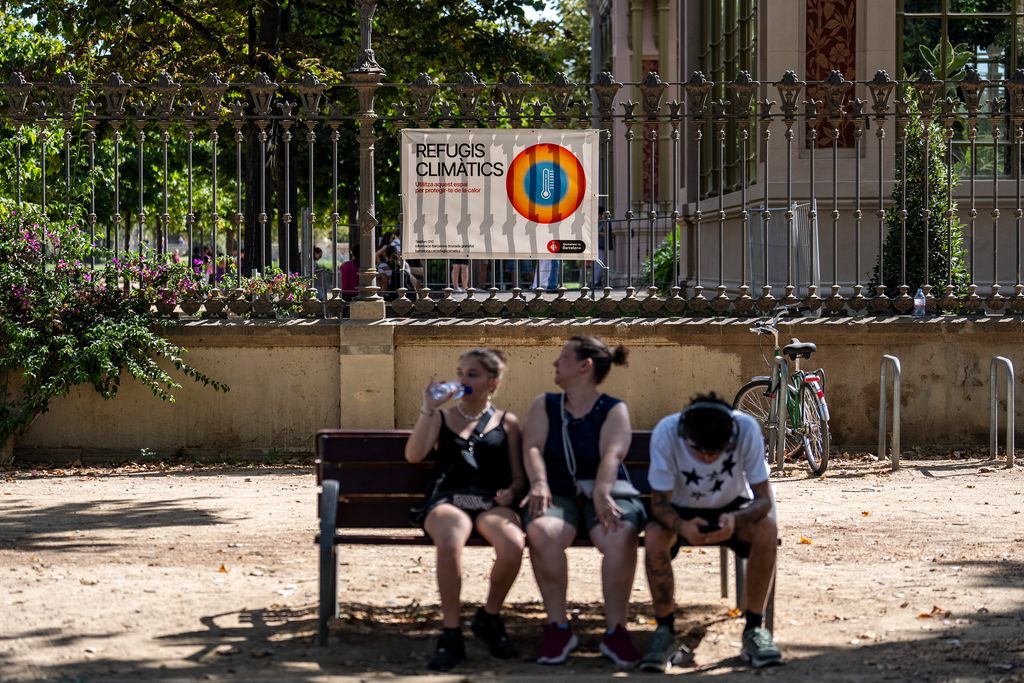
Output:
top-left (4, 62), bottom-right (1024, 319)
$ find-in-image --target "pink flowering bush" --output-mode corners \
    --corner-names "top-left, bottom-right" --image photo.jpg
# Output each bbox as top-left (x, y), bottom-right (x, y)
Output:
top-left (235, 267), bottom-right (310, 315)
top-left (0, 210), bottom-right (228, 452)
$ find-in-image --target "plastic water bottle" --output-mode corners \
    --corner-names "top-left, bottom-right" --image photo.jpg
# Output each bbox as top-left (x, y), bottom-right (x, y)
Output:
top-left (428, 381), bottom-right (472, 401)
top-left (913, 287), bottom-right (926, 317)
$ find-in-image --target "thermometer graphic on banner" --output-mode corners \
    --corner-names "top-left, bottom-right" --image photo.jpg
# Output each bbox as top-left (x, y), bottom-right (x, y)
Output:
top-left (540, 168), bottom-right (554, 200)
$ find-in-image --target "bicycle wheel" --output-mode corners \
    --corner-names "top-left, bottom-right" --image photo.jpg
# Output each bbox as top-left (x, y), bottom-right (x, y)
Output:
top-left (798, 383), bottom-right (831, 475)
top-left (733, 379), bottom-right (800, 467)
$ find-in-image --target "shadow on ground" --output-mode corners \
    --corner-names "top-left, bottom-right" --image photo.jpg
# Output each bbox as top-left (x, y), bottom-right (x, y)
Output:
top-left (0, 497), bottom-right (225, 552)
top-left (4, 562), bottom-right (1022, 682)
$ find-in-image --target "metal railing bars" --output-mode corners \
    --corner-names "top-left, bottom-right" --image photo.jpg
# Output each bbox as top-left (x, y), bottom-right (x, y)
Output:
top-left (879, 354), bottom-right (902, 471)
top-left (5, 68), bottom-right (1024, 318)
top-left (989, 356), bottom-right (1015, 468)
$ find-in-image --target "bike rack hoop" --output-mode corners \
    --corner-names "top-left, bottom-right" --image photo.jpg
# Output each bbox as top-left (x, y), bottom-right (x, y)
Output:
top-left (989, 356), bottom-right (1015, 468)
top-left (879, 355), bottom-right (901, 471)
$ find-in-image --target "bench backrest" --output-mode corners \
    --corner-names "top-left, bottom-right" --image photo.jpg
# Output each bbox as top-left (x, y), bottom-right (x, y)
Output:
top-left (315, 429), bottom-right (653, 529)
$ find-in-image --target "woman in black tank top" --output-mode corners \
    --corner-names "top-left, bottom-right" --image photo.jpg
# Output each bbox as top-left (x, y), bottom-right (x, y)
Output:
top-left (521, 335), bottom-right (645, 667)
top-left (405, 348), bottom-right (525, 671)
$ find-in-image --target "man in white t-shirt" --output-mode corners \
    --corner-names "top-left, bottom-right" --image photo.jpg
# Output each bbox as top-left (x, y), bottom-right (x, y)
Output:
top-left (639, 393), bottom-right (781, 672)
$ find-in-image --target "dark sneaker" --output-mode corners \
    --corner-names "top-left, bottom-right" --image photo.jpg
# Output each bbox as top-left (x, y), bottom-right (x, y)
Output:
top-left (599, 624), bottom-right (641, 668)
top-left (427, 629), bottom-right (465, 671)
top-left (470, 607), bottom-right (519, 659)
top-left (639, 623), bottom-right (679, 673)
top-left (536, 622), bottom-right (578, 664)
top-left (740, 627), bottom-right (783, 668)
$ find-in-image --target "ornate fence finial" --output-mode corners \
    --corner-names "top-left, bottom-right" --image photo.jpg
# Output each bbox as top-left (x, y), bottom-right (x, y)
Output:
top-left (52, 71), bottom-right (81, 119)
top-left (959, 68), bottom-right (989, 119)
top-left (728, 70), bottom-right (757, 117)
top-left (821, 69), bottom-right (851, 131)
top-left (1006, 68), bottom-right (1024, 122)
top-left (153, 71), bottom-right (180, 118)
top-left (102, 72), bottom-right (130, 117)
top-left (546, 72), bottom-right (576, 123)
top-left (592, 72), bottom-right (622, 119)
top-left (2, 72), bottom-right (33, 118)
top-left (639, 71), bottom-right (667, 120)
top-left (684, 71), bottom-right (711, 120)
top-left (409, 72), bottom-right (438, 122)
top-left (198, 73), bottom-right (228, 118)
top-left (774, 70), bottom-right (804, 123)
top-left (297, 72), bottom-right (325, 119)
top-left (913, 69), bottom-right (943, 118)
top-left (497, 72), bottom-right (529, 124)
top-left (249, 73), bottom-right (278, 118)
top-left (454, 72), bottom-right (485, 118)
top-left (867, 70), bottom-right (895, 119)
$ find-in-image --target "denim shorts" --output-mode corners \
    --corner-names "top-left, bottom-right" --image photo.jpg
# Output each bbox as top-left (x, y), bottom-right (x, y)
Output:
top-left (524, 493), bottom-right (646, 532)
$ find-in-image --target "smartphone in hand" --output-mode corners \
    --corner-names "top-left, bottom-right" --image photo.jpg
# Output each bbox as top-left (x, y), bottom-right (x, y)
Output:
top-left (698, 520), bottom-right (721, 534)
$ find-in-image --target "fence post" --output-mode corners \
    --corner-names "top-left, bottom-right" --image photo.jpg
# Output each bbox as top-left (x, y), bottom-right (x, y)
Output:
top-left (349, 0), bottom-right (386, 319)
top-left (879, 355), bottom-right (901, 470)
top-left (989, 356), bottom-right (1015, 467)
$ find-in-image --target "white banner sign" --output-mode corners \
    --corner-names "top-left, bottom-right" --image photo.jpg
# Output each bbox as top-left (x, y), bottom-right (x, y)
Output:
top-left (401, 129), bottom-right (598, 260)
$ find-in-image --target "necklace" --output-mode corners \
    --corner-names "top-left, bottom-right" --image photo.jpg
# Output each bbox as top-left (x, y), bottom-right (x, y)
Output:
top-left (456, 401), bottom-right (490, 421)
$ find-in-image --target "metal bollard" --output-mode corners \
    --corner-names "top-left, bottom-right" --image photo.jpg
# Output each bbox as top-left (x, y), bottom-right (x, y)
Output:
top-left (879, 355), bottom-right (902, 470)
top-left (989, 356), bottom-right (1015, 467)
top-left (772, 356), bottom-right (789, 472)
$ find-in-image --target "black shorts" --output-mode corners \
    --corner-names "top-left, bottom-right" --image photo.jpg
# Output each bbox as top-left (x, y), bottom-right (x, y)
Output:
top-left (412, 487), bottom-right (498, 529)
top-left (657, 496), bottom-right (754, 559)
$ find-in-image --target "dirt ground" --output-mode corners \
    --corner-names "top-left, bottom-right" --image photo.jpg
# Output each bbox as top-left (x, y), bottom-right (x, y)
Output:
top-left (1, 454), bottom-right (1023, 683)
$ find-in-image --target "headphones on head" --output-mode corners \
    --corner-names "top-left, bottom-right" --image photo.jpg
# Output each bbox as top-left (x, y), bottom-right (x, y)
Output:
top-left (677, 400), bottom-right (738, 451)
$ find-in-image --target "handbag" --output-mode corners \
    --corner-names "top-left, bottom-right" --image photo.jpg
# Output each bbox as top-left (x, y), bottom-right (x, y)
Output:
top-left (560, 393), bottom-right (640, 499)
top-left (409, 407), bottom-right (496, 525)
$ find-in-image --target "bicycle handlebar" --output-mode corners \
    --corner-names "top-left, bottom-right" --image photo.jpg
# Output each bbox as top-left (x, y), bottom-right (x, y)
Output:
top-left (748, 305), bottom-right (811, 335)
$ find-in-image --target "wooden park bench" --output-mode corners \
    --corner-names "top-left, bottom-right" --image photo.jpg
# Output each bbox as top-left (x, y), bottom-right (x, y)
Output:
top-left (314, 428), bottom-right (776, 646)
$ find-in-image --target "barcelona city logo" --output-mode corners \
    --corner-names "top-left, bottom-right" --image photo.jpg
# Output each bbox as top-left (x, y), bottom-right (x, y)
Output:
top-left (506, 143), bottom-right (586, 224)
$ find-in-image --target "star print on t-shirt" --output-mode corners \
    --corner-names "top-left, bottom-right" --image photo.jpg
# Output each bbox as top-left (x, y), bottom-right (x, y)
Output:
top-left (710, 478), bottom-right (724, 493)
top-left (692, 491), bottom-right (704, 500)
top-left (682, 469), bottom-right (703, 485)
top-left (719, 455), bottom-right (736, 477)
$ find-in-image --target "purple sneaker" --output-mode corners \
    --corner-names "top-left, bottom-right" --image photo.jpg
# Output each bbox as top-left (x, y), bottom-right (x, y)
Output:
top-left (536, 622), bottom-right (578, 664)
top-left (600, 624), bottom-right (641, 668)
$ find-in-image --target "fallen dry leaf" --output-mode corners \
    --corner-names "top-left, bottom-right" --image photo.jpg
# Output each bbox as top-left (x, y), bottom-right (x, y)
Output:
top-left (799, 536), bottom-right (814, 545)
top-left (218, 564), bottom-right (229, 573)
top-left (861, 511), bottom-right (871, 517)
top-left (727, 607), bottom-right (742, 618)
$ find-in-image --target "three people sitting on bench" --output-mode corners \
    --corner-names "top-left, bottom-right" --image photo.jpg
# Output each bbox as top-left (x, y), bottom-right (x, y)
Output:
top-left (406, 342), bottom-right (782, 672)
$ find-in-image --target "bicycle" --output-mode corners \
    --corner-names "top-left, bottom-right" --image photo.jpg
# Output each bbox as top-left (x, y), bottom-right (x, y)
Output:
top-left (732, 306), bottom-right (831, 475)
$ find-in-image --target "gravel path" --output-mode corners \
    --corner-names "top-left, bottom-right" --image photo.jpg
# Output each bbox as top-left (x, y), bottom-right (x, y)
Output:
top-left (1, 456), bottom-right (1022, 682)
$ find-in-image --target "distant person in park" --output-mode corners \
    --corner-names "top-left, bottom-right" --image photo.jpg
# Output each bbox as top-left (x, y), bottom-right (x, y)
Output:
top-left (312, 246), bottom-right (327, 298)
top-left (640, 393), bottom-right (781, 672)
top-left (451, 257), bottom-right (470, 292)
top-left (405, 348), bottom-right (527, 672)
top-left (340, 245), bottom-right (360, 297)
top-left (520, 335), bottom-right (644, 667)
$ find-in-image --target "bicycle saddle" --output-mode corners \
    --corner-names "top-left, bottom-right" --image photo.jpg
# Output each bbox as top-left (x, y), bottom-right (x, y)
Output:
top-left (783, 338), bottom-right (816, 360)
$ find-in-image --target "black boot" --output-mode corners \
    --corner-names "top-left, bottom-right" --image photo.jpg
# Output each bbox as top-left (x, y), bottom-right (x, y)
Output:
top-left (427, 628), bottom-right (465, 671)
top-left (470, 607), bottom-right (520, 659)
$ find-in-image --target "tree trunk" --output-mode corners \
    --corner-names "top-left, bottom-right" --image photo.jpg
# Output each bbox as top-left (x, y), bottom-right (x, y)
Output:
top-left (242, 0), bottom-right (285, 278)
top-left (1, 434), bottom-right (14, 468)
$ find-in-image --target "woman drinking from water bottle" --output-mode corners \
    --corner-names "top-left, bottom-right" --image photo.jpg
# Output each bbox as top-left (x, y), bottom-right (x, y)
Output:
top-left (405, 348), bottom-right (526, 671)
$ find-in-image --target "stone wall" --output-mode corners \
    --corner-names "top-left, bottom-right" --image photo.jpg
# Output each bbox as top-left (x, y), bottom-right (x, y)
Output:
top-left (14, 317), bottom-right (1024, 461)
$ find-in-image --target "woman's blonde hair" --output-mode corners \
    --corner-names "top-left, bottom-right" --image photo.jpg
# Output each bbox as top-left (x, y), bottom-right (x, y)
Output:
top-left (459, 347), bottom-right (507, 381)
